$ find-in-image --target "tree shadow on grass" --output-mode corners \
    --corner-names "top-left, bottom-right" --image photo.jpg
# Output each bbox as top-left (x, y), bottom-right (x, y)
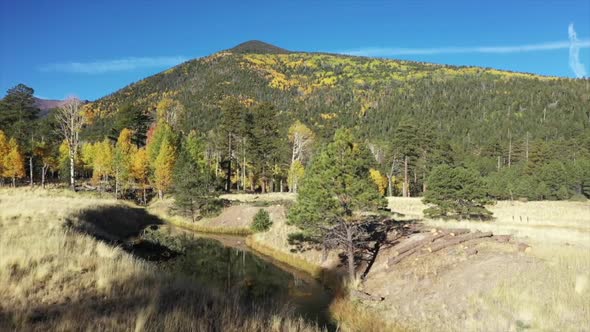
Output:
top-left (65, 205), bottom-right (178, 261)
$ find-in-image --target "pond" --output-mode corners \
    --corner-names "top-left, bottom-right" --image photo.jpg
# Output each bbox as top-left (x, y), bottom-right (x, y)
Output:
top-left (138, 225), bottom-right (335, 330)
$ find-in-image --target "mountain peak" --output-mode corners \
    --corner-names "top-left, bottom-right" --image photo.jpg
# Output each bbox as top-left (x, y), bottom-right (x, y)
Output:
top-left (229, 40), bottom-right (290, 54)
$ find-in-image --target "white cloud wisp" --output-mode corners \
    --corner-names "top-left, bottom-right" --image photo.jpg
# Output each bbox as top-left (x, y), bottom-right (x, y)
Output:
top-left (569, 23), bottom-right (587, 78)
top-left (39, 56), bottom-right (188, 74)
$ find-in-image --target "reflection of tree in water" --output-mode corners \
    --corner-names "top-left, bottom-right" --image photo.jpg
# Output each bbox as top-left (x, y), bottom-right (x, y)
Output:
top-left (154, 234), bottom-right (293, 302)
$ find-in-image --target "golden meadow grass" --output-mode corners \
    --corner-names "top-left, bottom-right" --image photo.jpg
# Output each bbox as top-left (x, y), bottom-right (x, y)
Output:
top-left (0, 188), bottom-right (322, 331)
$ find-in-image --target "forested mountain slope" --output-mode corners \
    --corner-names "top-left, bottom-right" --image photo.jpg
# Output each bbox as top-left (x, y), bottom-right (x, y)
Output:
top-left (82, 40), bottom-right (590, 199)
top-left (88, 40), bottom-right (589, 142)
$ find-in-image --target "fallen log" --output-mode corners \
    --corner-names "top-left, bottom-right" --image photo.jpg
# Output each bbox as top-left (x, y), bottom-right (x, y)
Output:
top-left (387, 231), bottom-right (449, 267)
top-left (391, 232), bottom-right (447, 257)
top-left (442, 228), bottom-right (471, 236)
top-left (427, 231), bottom-right (493, 253)
top-left (350, 289), bottom-right (384, 302)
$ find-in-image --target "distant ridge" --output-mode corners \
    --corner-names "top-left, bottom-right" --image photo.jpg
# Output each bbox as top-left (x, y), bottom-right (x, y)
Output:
top-left (229, 40), bottom-right (290, 54)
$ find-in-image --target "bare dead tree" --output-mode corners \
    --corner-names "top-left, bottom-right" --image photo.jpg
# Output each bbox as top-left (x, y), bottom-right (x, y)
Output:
top-left (54, 97), bottom-right (84, 190)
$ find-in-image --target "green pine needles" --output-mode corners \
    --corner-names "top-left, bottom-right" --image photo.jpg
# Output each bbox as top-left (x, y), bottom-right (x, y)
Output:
top-left (423, 165), bottom-right (493, 220)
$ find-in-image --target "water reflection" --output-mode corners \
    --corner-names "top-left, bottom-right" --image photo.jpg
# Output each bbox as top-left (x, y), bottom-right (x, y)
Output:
top-left (143, 229), bottom-right (333, 328)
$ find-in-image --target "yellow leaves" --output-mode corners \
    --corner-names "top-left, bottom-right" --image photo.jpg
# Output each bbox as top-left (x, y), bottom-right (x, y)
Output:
top-left (91, 139), bottom-right (114, 184)
top-left (2, 137), bottom-right (25, 181)
top-left (131, 148), bottom-right (150, 187)
top-left (320, 113), bottom-right (337, 120)
top-left (369, 169), bottom-right (388, 196)
top-left (288, 160), bottom-right (305, 192)
top-left (154, 139), bottom-right (176, 195)
top-left (0, 130), bottom-right (9, 175)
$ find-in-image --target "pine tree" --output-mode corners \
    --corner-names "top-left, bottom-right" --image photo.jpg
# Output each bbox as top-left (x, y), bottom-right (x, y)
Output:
top-left (423, 165), bottom-right (492, 220)
top-left (289, 129), bottom-right (385, 280)
top-left (173, 131), bottom-right (217, 221)
top-left (249, 102), bottom-right (281, 193)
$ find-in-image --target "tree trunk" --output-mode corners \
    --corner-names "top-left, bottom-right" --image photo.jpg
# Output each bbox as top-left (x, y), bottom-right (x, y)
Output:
top-left (41, 165), bottom-right (47, 188)
top-left (29, 156), bottom-right (33, 187)
top-left (12, 177), bottom-right (16, 188)
top-left (226, 133), bottom-right (232, 192)
top-left (115, 170), bottom-right (119, 199)
top-left (158, 189), bottom-right (163, 200)
top-left (346, 225), bottom-right (355, 281)
top-left (143, 187), bottom-right (147, 205)
top-left (403, 156), bottom-right (409, 197)
top-left (69, 151), bottom-right (75, 190)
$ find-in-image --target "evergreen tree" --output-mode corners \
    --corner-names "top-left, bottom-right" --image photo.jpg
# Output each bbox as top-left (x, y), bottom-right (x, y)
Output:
top-left (423, 165), bottom-right (492, 220)
top-left (173, 131), bottom-right (217, 221)
top-left (0, 84), bottom-right (39, 142)
top-left (249, 102), bottom-right (281, 193)
top-left (289, 129), bottom-right (385, 280)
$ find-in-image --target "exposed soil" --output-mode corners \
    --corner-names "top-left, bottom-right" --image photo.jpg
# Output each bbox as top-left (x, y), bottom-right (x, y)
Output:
top-left (359, 232), bottom-right (541, 331)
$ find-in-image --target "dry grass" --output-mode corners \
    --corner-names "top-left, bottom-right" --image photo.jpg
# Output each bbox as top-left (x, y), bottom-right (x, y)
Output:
top-left (381, 196), bottom-right (590, 331)
top-left (221, 192), bottom-right (297, 202)
top-left (472, 244), bottom-right (590, 331)
top-left (0, 188), bottom-right (322, 331)
top-left (148, 198), bottom-right (253, 235)
top-left (388, 197), bottom-right (590, 247)
top-left (329, 296), bottom-right (405, 332)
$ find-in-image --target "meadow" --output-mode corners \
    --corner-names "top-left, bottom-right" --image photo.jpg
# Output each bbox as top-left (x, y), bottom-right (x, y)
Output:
top-left (0, 188), bottom-right (321, 331)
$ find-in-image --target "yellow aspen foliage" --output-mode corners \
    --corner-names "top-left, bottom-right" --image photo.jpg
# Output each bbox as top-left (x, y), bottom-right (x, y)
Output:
top-left (131, 148), bottom-right (150, 185)
top-left (369, 168), bottom-right (388, 196)
top-left (0, 130), bottom-right (9, 175)
top-left (81, 142), bottom-right (96, 172)
top-left (92, 139), bottom-right (114, 186)
top-left (131, 147), bottom-right (150, 204)
top-left (58, 140), bottom-right (70, 173)
top-left (288, 160), bottom-right (305, 193)
top-left (153, 140), bottom-right (176, 199)
top-left (3, 138), bottom-right (25, 186)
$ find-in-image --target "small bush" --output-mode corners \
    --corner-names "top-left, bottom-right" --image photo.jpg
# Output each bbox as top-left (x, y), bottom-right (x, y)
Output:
top-left (251, 209), bottom-right (272, 232)
top-left (569, 193), bottom-right (588, 202)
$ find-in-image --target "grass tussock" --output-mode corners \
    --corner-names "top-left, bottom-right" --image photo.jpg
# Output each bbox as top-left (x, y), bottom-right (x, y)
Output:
top-left (0, 188), bottom-right (322, 331)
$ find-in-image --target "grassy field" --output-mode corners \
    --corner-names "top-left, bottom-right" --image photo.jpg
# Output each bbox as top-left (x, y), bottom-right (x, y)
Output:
top-left (0, 188), bottom-right (322, 331)
top-left (388, 197), bottom-right (590, 247)
top-left (221, 193), bottom-right (590, 331)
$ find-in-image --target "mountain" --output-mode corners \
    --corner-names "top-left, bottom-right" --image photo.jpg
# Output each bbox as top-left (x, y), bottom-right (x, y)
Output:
top-left (228, 40), bottom-right (290, 54)
top-left (33, 97), bottom-right (68, 117)
top-left (85, 41), bottom-right (589, 150)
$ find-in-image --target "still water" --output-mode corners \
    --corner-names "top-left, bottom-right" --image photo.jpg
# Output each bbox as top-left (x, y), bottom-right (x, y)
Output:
top-left (141, 225), bottom-right (335, 329)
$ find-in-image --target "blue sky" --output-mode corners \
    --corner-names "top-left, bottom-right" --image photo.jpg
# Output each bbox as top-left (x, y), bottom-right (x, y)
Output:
top-left (1, 0), bottom-right (589, 101)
